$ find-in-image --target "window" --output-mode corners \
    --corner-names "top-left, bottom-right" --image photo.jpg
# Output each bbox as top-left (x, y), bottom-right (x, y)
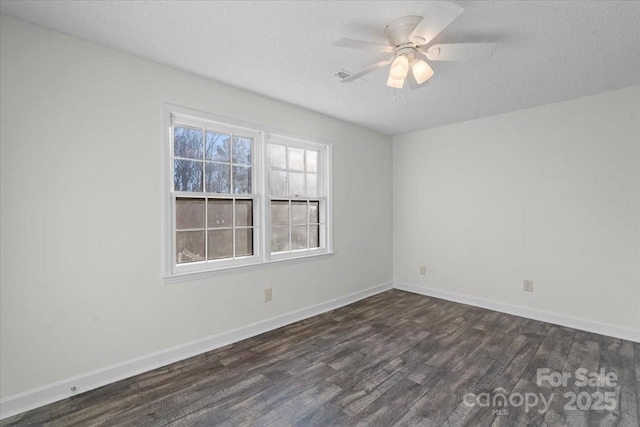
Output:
top-left (163, 105), bottom-right (332, 282)
top-left (173, 125), bottom-right (257, 266)
top-left (268, 140), bottom-right (327, 257)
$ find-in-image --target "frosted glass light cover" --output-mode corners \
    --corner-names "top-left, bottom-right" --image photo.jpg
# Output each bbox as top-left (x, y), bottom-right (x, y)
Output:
top-left (411, 59), bottom-right (434, 84)
top-left (389, 55), bottom-right (409, 79)
top-left (386, 75), bottom-right (405, 89)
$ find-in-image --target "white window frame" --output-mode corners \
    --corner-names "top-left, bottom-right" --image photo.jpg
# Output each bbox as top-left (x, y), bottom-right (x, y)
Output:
top-left (162, 104), bottom-right (333, 284)
top-left (267, 134), bottom-right (332, 262)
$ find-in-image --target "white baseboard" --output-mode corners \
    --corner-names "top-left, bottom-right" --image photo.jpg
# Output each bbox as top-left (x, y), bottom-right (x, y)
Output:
top-left (394, 281), bottom-right (640, 343)
top-left (0, 281), bottom-right (392, 420)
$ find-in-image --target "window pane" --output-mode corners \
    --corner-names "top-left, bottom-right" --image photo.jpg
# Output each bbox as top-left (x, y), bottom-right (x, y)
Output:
top-left (291, 201), bottom-right (307, 225)
top-left (208, 199), bottom-right (233, 228)
top-left (271, 201), bottom-right (289, 226)
top-left (271, 226), bottom-right (290, 252)
top-left (205, 132), bottom-right (230, 162)
top-left (235, 228), bottom-right (253, 257)
top-left (309, 225), bottom-right (320, 248)
top-left (176, 198), bottom-right (205, 230)
top-left (269, 144), bottom-right (286, 169)
top-left (289, 172), bottom-right (305, 197)
top-left (269, 170), bottom-right (287, 197)
top-left (232, 137), bottom-right (252, 165)
top-left (289, 148), bottom-right (305, 171)
top-left (208, 229), bottom-right (233, 260)
top-left (307, 173), bottom-right (318, 197)
top-left (309, 201), bottom-right (319, 224)
top-left (205, 162), bottom-right (230, 193)
top-left (176, 230), bottom-right (205, 263)
top-left (306, 150), bottom-right (318, 173)
top-left (174, 159), bottom-right (203, 192)
top-left (235, 200), bottom-right (253, 226)
top-left (291, 225), bottom-right (308, 250)
top-left (232, 166), bottom-right (251, 194)
top-left (174, 127), bottom-right (203, 159)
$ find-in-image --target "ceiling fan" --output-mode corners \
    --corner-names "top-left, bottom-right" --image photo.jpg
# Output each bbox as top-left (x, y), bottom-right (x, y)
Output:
top-left (332, 2), bottom-right (495, 89)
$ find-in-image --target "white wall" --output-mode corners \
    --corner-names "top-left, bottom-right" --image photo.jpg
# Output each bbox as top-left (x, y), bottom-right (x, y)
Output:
top-left (394, 85), bottom-right (640, 335)
top-left (0, 14), bottom-right (393, 399)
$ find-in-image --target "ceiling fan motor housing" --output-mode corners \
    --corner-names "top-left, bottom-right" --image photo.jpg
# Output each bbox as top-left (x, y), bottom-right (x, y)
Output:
top-left (384, 15), bottom-right (423, 47)
top-left (396, 46), bottom-right (418, 61)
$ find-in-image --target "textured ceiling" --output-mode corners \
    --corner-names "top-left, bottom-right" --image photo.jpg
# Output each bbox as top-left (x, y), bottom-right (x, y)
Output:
top-left (1, 1), bottom-right (639, 135)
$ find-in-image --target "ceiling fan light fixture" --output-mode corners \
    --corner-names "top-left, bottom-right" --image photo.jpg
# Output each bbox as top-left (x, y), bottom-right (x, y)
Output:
top-left (386, 75), bottom-right (404, 89)
top-left (411, 58), bottom-right (434, 84)
top-left (389, 55), bottom-right (409, 80)
top-left (332, 5), bottom-right (496, 92)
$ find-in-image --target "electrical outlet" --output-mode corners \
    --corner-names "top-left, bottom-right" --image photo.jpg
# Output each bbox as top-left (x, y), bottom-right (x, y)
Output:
top-left (523, 280), bottom-right (533, 292)
top-left (264, 288), bottom-right (272, 302)
top-left (420, 266), bottom-right (427, 275)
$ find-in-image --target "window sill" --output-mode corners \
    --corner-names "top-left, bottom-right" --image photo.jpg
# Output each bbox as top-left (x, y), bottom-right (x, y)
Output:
top-left (162, 251), bottom-right (335, 285)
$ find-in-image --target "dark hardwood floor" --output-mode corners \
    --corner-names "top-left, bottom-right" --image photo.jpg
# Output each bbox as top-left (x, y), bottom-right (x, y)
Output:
top-left (2, 289), bottom-right (638, 426)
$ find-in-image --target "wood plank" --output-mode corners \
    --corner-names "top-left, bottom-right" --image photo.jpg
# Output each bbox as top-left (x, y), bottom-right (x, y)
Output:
top-left (541, 331), bottom-right (600, 426)
top-left (491, 325), bottom-right (576, 427)
top-left (396, 327), bottom-right (514, 425)
top-left (442, 332), bottom-right (540, 426)
top-left (635, 341), bottom-right (640, 423)
top-left (195, 362), bottom-right (339, 426)
top-left (588, 336), bottom-right (639, 426)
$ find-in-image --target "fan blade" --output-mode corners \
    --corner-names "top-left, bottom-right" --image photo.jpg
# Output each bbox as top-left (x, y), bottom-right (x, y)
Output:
top-left (424, 43), bottom-right (495, 61)
top-left (340, 59), bottom-right (391, 83)
top-left (409, 2), bottom-right (464, 46)
top-left (331, 38), bottom-right (394, 53)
